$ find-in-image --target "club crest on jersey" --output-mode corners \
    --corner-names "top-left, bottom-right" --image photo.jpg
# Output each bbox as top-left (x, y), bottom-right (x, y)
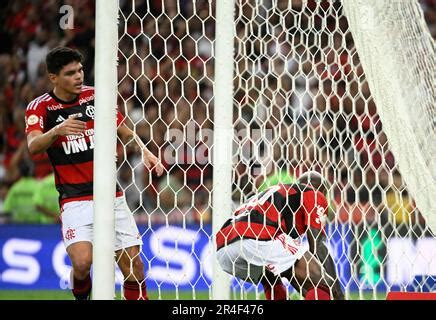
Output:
top-left (27, 115), bottom-right (39, 126)
top-left (85, 105), bottom-right (95, 119)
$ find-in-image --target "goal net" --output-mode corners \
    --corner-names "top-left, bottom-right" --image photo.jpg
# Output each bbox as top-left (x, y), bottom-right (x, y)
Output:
top-left (113, 0), bottom-right (435, 299)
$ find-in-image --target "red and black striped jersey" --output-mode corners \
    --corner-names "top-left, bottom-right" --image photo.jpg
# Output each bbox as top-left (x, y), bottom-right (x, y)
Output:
top-left (25, 86), bottom-right (124, 206)
top-left (216, 183), bottom-right (328, 250)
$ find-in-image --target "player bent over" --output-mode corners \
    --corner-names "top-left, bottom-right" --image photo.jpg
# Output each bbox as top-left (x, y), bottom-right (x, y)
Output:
top-left (216, 171), bottom-right (344, 300)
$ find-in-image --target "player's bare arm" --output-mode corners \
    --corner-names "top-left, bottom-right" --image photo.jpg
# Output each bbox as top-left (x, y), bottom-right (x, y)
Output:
top-left (307, 227), bottom-right (345, 300)
top-left (27, 116), bottom-right (86, 155)
top-left (117, 124), bottom-right (164, 176)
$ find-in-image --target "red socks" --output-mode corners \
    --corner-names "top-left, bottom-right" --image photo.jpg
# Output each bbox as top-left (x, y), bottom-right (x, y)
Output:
top-left (123, 280), bottom-right (148, 300)
top-left (72, 274), bottom-right (92, 300)
top-left (263, 281), bottom-right (287, 300)
top-left (72, 276), bottom-right (148, 300)
top-left (305, 285), bottom-right (331, 300)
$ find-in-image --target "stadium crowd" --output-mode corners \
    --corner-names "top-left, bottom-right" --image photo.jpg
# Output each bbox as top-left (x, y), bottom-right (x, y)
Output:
top-left (0, 0), bottom-right (434, 242)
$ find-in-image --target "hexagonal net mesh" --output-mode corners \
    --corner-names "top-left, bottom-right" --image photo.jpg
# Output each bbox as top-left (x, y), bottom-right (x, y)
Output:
top-left (114, 0), bottom-right (435, 300)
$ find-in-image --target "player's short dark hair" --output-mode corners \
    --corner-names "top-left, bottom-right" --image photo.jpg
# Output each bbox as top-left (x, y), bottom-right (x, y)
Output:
top-left (46, 47), bottom-right (83, 74)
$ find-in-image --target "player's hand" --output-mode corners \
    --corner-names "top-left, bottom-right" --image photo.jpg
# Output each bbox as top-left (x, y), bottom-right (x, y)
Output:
top-left (142, 147), bottom-right (164, 177)
top-left (54, 115), bottom-right (86, 136)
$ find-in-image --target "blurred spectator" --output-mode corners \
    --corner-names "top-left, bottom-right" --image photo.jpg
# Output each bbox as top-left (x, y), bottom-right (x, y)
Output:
top-left (341, 186), bottom-right (390, 229)
top-left (344, 186), bottom-right (392, 288)
top-left (2, 162), bottom-right (53, 223)
top-left (0, 181), bottom-right (10, 223)
top-left (33, 173), bottom-right (60, 223)
top-left (385, 171), bottom-right (429, 238)
top-left (3, 108), bottom-right (27, 183)
top-left (26, 26), bottom-right (50, 83)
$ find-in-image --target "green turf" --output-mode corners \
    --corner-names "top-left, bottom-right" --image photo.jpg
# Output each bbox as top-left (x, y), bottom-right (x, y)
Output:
top-left (0, 290), bottom-right (211, 300)
top-left (0, 290), bottom-right (74, 300)
top-left (0, 290), bottom-right (384, 300)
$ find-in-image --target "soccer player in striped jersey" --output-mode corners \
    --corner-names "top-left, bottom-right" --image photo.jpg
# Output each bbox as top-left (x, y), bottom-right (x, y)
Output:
top-left (25, 47), bottom-right (164, 300)
top-left (216, 171), bottom-right (344, 300)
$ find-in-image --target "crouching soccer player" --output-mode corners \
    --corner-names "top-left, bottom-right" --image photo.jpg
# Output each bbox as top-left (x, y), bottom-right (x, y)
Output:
top-left (216, 171), bottom-right (344, 300)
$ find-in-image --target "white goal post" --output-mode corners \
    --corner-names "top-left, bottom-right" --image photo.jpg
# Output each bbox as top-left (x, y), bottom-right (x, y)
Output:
top-left (212, 0), bottom-right (235, 300)
top-left (93, 0), bottom-right (118, 300)
top-left (93, 0), bottom-right (435, 300)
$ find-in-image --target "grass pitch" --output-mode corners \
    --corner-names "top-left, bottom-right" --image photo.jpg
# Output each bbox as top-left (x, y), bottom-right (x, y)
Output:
top-left (0, 290), bottom-right (384, 300)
